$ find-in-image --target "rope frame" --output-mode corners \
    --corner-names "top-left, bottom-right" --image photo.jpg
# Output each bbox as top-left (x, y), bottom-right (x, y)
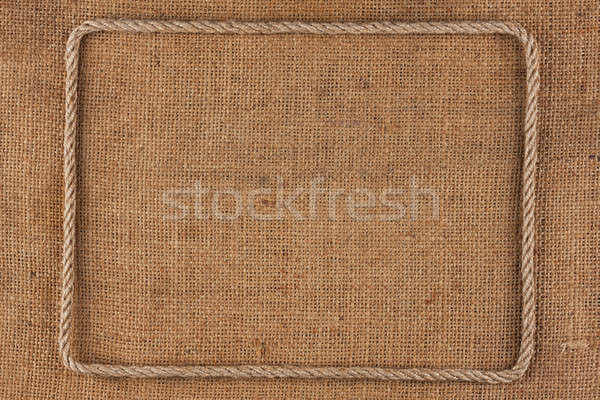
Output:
top-left (61, 19), bottom-right (538, 383)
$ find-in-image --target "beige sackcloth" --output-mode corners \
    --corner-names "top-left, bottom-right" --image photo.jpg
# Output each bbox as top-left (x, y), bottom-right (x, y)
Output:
top-left (0, 1), bottom-right (598, 399)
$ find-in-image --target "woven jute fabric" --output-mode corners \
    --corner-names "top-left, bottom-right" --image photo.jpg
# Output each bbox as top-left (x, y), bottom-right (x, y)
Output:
top-left (1, 1), bottom-right (598, 399)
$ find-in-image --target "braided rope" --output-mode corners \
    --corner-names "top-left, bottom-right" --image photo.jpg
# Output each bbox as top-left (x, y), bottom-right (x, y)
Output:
top-left (61, 19), bottom-right (538, 383)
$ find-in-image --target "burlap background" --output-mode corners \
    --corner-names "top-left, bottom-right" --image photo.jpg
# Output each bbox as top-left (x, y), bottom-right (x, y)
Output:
top-left (0, 1), bottom-right (598, 399)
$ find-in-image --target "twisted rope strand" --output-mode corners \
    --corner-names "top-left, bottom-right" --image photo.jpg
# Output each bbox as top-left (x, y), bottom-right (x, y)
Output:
top-left (61, 19), bottom-right (538, 383)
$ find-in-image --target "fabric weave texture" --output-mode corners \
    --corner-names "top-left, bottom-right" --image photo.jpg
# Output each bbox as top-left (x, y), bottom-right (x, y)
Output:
top-left (0, 1), bottom-right (598, 399)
